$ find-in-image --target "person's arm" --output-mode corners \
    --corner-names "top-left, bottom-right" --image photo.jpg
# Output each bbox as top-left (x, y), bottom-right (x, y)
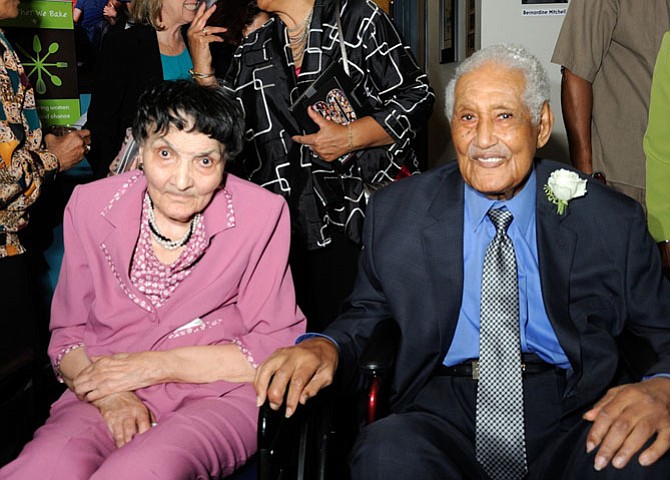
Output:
top-left (551, 0), bottom-right (619, 175)
top-left (644, 32), bottom-right (670, 276)
top-left (59, 346), bottom-right (154, 448)
top-left (48, 187), bottom-right (96, 377)
top-left (292, 111), bottom-right (393, 163)
top-left (254, 337), bottom-right (339, 417)
top-left (292, 5), bottom-right (434, 162)
top-left (0, 122), bottom-right (59, 210)
top-left (69, 193), bottom-right (304, 401)
top-left (0, 39), bottom-right (62, 208)
top-left (58, 346), bottom-right (93, 392)
top-left (44, 130), bottom-right (90, 172)
top-left (70, 344), bottom-right (256, 401)
top-left (582, 200), bottom-right (670, 469)
top-left (186, 2), bottom-right (226, 87)
top-left (560, 67), bottom-right (594, 174)
top-left (255, 191), bottom-right (394, 416)
top-left (59, 346), bottom-right (155, 449)
top-left (0, 78), bottom-right (84, 212)
top-left (73, 7), bottom-right (82, 23)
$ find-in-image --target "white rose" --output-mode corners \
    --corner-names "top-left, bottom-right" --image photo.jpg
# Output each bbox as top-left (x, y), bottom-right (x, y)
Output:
top-left (547, 169), bottom-right (587, 202)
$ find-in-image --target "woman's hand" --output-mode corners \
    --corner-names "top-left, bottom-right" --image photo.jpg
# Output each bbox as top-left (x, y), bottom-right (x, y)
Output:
top-left (292, 109), bottom-right (394, 162)
top-left (92, 392), bottom-right (155, 448)
top-left (186, 2), bottom-right (225, 86)
top-left (73, 344), bottom-right (255, 402)
top-left (73, 352), bottom-right (163, 402)
top-left (44, 129), bottom-right (91, 171)
top-left (292, 107), bottom-right (352, 162)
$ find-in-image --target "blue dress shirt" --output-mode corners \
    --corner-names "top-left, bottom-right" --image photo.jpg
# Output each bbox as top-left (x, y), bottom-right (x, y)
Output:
top-left (445, 169), bottom-right (571, 369)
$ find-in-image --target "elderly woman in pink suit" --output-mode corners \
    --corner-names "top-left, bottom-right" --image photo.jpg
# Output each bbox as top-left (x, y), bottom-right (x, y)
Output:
top-left (0, 81), bottom-right (306, 480)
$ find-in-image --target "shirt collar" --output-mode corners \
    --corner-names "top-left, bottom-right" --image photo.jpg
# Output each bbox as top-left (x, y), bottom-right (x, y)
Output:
top-left (464, 167), bottom-right (536, 235)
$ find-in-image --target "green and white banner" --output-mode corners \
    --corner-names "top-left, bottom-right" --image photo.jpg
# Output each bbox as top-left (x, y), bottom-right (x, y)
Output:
top-left (0, 0), bottom-right (80, 127)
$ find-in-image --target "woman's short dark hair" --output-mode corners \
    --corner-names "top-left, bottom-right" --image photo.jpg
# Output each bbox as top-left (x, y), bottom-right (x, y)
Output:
top-left (133, 80), bottom-right (245, 162)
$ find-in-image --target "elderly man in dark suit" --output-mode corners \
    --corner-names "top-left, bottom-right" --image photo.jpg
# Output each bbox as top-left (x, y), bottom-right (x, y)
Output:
top-left (254, 44), bottom-right (670, 479)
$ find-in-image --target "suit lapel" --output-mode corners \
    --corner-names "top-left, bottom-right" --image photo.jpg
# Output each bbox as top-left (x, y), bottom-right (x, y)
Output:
top-left (535, 161), bottom-right (582, 386)
top-left (97, 173), bottom-right (151, 311)
top-left (421, 164), bottom-right (465, 361)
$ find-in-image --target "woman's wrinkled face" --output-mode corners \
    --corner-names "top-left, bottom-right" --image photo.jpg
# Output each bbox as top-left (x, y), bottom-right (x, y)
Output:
top-left (141, 122), bottom-right (225, 227)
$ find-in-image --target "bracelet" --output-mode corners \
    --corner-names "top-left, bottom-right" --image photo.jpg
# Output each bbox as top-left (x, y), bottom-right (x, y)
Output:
top-left (347, 123), bottom-right (354, 152)
top-left (188, 68), bottom-right (215, 79)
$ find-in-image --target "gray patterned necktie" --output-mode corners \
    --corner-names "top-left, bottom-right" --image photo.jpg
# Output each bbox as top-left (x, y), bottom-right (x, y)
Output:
top-left (475, 208), bottom-right (527, 480)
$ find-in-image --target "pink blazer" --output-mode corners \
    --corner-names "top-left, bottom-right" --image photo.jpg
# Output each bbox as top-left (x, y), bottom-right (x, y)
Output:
top-left (48, 171), bottom-right (306, 416)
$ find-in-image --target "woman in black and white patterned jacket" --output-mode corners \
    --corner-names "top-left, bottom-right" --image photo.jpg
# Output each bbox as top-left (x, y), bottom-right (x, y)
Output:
top-left (189, 0), bottom-right (435, 332)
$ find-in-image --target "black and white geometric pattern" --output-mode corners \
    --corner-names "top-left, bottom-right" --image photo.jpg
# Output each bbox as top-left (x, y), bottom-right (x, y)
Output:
top-left (475, 209), bottom-right (528, 480)
top-left (223, 0), bottom-right (434, 250)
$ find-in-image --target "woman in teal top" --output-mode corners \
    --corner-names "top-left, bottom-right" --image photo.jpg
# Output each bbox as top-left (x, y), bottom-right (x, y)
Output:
top-left (86, 0), bottom-right (198, 179)
top-left (644, 30), bottom-right (670, 277)
top-left (161, 48), bottom-right (194, 81)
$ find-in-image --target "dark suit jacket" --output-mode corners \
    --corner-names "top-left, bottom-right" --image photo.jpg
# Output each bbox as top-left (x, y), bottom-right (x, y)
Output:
top-left (325, 158), bottom-right (670, 419)
top-left (86, 24), bottom-right (163, 179)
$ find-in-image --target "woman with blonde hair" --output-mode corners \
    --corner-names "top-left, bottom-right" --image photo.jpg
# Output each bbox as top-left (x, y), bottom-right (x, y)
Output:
top-left (86, 0), bottom-right (199, 179)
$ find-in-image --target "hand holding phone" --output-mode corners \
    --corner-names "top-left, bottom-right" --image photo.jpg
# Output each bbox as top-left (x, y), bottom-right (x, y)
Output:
top-left (197, 0), bottom-right (217, 9)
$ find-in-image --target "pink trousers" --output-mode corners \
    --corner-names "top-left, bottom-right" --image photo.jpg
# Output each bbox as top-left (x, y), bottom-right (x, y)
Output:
top-left (0, 386), bottom-right (257, 480)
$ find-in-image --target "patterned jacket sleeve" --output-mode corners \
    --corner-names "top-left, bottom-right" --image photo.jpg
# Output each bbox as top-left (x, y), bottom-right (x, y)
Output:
top-left (0, 33), bottom-right (58, 226)
top-left (354, 5), bottom-right (435, 144)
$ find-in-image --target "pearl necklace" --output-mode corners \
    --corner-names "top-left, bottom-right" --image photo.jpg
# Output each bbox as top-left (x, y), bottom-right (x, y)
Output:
top-left (147, 196), bottom-right (201, 250)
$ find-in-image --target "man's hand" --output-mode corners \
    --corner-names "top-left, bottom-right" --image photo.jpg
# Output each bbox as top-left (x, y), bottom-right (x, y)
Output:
top-left (254, 337), bottom-right (339, 418)
top-left (292, 108), bottom-right (352, 162)
top-left (583, 377), bottom-right (670, 471)
top-left (92, 391), bottom-right (154, 448)
top-left (44, 129), bottom-right (91, 171)
top-left (73, 352), bottom-right (161, 402)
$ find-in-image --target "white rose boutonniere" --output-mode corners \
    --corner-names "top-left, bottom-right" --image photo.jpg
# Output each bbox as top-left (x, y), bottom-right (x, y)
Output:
top-left (543, 169), bottom-right (587, 215)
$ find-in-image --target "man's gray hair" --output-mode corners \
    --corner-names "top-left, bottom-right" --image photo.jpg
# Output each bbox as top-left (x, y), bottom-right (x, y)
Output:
top-left (444, 44), bottom-right (550, 125)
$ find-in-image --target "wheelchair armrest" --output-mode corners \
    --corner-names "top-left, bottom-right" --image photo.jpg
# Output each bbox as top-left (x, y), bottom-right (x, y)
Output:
top-left (358, 318), bottom-right (400, 378)
top-left (257, 388), bottom-right (339, 480)
top-left (357, 318), bottom-right (400, 424)
top-left (258, 398), bottom-right (303, 480)
top-left (257, 319), bottom-right (401, 479)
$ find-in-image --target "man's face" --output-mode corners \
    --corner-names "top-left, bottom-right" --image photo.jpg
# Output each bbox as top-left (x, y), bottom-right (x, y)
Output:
top-left (451, 62), bottom-right (553, 200)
